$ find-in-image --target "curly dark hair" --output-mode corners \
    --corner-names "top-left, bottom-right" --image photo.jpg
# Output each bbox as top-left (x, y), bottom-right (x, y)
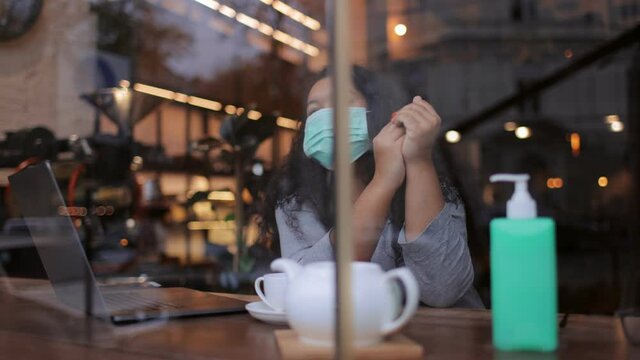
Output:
top-left (258, 66), bottom-right (457, 254)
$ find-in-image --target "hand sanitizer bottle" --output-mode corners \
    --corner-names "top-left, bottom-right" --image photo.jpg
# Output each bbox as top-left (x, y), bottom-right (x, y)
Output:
top-left (490, 174), bottom-right (558, 352)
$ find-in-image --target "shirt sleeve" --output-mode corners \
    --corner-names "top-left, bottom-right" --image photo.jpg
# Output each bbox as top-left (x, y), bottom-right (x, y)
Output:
top-left (397, 201), bottom-right (477, 307)
top-left (276, 201), bottom-right (334, 263)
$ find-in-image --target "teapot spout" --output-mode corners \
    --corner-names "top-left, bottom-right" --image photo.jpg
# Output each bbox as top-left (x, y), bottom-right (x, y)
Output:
top-left (271, 258), bottom-right (302, 281)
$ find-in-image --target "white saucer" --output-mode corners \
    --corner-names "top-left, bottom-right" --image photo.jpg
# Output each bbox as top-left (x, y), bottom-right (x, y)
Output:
top-left (245, 301), bottom-right (288, 325)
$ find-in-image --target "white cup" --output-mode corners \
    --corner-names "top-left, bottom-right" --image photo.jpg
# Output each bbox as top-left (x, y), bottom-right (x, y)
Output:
top-left (254, 272), bottom-right (288, 312)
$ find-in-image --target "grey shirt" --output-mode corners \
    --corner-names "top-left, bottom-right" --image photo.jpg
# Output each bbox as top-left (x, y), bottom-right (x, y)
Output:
top-left (276, 200), bottom-right (484, 308)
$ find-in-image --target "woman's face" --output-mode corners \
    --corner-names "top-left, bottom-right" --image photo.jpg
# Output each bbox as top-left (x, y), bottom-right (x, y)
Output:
top-left (306, 77), bottom-right (367, 117)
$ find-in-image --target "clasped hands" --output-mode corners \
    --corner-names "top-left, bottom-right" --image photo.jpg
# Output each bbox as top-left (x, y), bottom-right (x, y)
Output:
top-left (371, 96), bottom-right (441, 191)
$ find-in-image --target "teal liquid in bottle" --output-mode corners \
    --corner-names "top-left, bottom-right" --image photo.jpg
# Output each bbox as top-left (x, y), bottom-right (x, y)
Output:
top-left (489, 174), bottom-right (558, 352)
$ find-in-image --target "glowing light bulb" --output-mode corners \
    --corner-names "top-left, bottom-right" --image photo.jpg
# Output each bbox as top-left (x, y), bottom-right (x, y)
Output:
top-left (515, 126), bottom-right (531, 139)
top-left (445, 130), bottom-right (461, 143)
top-left (394, 23), bottom-right (407, 36)
top-left (598, 176), bottom-right (608, 188)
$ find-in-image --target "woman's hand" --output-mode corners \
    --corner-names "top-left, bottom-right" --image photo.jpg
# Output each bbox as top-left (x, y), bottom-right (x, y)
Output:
top-left (371, 121), bottom-right (406, 192)
top-left (393, 96), bottom-right (441, 165)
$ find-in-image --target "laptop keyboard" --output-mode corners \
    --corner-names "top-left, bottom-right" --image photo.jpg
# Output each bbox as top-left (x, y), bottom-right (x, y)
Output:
top-left (103, 292), bottom-right (181, 312)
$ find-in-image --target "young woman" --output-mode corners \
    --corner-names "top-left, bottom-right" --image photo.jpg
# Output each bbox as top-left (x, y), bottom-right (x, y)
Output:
top-left (260, 66), bottom-right (483, 308)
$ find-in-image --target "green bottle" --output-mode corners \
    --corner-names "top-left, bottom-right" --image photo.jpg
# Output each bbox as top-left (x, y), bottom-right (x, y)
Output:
top-left (490, 174), bottom-right (558, 352)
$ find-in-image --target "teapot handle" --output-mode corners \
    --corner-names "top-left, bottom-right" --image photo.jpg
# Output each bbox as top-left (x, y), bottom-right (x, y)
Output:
top-left (380, 268), bottom-right (420, 335)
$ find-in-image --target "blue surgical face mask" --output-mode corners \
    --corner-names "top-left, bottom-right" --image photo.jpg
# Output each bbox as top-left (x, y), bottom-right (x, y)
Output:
top-left (303, 107), bottom-right (371, 170)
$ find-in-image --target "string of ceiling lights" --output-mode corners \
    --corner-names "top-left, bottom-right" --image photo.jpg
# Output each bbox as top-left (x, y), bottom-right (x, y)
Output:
top-left (258, 0), bottom-right (321, 31)
top-left (129, 81), bottom-right (300, 130)
top-left (191, 0), bottom-right (320, 56)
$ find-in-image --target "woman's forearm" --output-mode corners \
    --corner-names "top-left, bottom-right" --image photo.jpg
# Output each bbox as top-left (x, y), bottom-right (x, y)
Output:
top-left (338, 177), bottom-right (396, 261)
top-left (404, 158), bottom-right (445, 241)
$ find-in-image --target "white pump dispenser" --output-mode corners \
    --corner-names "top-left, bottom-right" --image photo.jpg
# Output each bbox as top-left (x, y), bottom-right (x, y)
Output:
top-left (489, 173), bottom-right (537, 219)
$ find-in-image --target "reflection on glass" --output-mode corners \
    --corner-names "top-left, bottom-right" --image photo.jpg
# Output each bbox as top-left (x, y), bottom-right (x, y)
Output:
top-left (0, 0), bottom-right (639, 356)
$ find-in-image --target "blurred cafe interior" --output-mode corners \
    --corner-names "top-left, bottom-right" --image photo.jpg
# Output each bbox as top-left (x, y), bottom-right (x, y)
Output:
top-left (1, 0), bottom-right (640, 358)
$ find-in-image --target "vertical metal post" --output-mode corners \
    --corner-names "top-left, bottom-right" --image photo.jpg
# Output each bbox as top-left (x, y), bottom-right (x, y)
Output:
top-left (155, 107), bottom-right (163, 180)
top-left (155, 108), bottom-right (162, 150)
top-left (185, 106), bottom-right (192, 265)
top-left (233, 149), bottom-right (244, 274)
top-left (329, 0), bottom-right (353, 358)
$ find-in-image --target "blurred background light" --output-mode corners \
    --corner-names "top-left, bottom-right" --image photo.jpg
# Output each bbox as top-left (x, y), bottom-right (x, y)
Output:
top-left (445, 130), bottom-right (461, 143)
top-left (394, 23), bottom-right (407, 36)
top-left (515, 126), bottom-right (531, 139)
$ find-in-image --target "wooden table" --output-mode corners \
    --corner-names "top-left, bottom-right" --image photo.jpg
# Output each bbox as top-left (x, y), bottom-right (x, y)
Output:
top-left (0, 279), bottom-right (637, 359)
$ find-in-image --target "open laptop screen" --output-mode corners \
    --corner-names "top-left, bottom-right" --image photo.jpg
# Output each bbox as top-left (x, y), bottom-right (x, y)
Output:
top-left (8, 161), bottom-right (109, 317)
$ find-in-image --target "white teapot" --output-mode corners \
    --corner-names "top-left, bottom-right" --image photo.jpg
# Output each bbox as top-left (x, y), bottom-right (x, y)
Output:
top-left (271, 258), bottom-right (419, 347)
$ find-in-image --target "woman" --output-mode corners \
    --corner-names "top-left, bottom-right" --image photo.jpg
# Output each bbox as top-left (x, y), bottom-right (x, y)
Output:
top-left (260, 66), bottom-right (483, 308)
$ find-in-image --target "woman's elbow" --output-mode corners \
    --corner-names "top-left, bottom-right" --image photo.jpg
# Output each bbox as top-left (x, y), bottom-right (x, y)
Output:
top-left (420, 267), bottom-right (474, 307)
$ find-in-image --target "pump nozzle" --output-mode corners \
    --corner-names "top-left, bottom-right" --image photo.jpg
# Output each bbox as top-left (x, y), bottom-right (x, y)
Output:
top-left (490, 173), bottom-right (537, 219)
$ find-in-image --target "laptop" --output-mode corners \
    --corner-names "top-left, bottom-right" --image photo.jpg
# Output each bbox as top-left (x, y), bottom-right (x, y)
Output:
top-left (8, 161), bottom-right (247, 324)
